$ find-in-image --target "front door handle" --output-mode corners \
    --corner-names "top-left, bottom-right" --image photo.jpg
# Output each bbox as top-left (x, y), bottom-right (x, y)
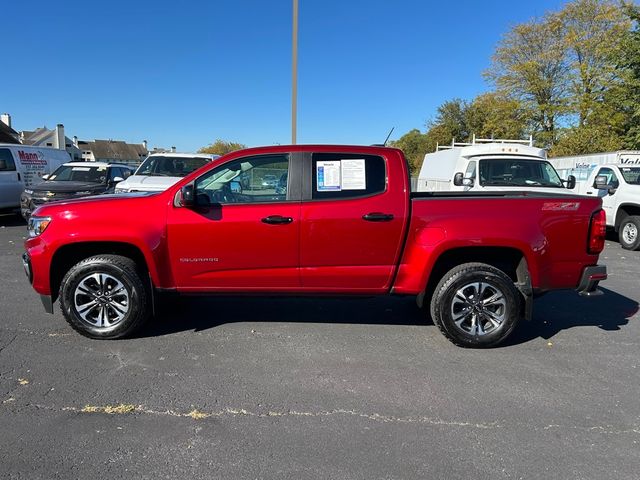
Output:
top-left (362, 212), bottom-right (394, 222)
top-left (261, 215), bottom-right (293, 225)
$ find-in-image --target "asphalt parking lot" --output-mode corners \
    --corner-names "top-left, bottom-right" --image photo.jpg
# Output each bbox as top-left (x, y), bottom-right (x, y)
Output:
top-left (1, 213), bottom-right (639, 480)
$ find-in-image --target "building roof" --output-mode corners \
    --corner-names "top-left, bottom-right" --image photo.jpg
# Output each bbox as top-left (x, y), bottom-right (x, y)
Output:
top-left (84, 140), bottom-right (147, 161)
top-left (0, 122), bottom-right (20, 144)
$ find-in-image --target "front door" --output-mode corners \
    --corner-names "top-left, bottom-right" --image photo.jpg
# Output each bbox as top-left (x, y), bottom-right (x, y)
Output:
top-left (167, 153), bottom-right (301, 291)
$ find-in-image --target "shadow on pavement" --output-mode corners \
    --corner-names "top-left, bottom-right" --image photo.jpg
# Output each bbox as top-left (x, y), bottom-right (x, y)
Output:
top-left (505, 287), bottom-right (637, 346)
top-left (138, 287), bottom-right (637, 346)
top-left (0, 213), bottom-right (25, 227)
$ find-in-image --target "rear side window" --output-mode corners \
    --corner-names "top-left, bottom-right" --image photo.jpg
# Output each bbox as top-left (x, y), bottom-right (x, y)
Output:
top-left (0, 149), bottom-right (16, 171)
top-left (311, 153), bottom-right (386, 200)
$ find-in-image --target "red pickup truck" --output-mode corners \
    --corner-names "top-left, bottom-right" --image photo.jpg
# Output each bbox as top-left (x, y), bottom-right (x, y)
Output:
top-left (23, 145), bottom-right (607, 347)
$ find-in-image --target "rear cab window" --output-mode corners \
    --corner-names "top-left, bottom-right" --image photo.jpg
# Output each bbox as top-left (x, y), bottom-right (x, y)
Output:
top-left (310, 153), bottom-right (386, 200)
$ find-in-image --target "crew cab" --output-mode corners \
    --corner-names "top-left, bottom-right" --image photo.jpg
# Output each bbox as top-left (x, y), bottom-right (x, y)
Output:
top-left (23, 145), bottom-right (607, 347)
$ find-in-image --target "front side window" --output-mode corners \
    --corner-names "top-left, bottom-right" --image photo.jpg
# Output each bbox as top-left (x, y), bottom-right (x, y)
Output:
top-left (464, 160), bottom-right (477, 180)
top-left (195, 154), bottom-right (289, 204)
top-left (479, 159), bottom-right (563, 187)
top-left (311, 153), bottom-right (386, 200)
top-left (136, 156), bottom-right (211, 177)
top-left (597, 168), bottom-right (619, 188)
top-left (0, 149), bottom-right (16, 171)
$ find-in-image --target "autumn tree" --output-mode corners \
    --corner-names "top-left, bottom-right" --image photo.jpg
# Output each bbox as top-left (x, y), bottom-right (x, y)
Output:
top-left (389, 129), bottom-right (430, 174)
top-left (485, 14), bottom-right (569, 147)
top-left (198, 139), bottom-right (246, 156)
top-left (560, 0), bottom-right (630, 127)
top-left (465, 92), bottom-right (531, 140)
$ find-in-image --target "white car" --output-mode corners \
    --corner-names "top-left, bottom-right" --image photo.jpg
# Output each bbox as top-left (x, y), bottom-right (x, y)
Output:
top-left (114, 152), bottom-right (219, 193)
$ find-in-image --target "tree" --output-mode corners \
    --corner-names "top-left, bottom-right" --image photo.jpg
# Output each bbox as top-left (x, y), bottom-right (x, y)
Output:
top-left (485, 14), bottom-right (569, 147)
top-left (613, 2), bottom-right (640, 148)
top-left (465, 92), bottom-right (531, 140)
top-left (198, 139), bottom-right (246, 156)
top-left (560, 0), bottom-right (630, 127)
top-left (389, 129), bottom-right (430, 174)
top-left (549, 124), bottom-right (624, 156)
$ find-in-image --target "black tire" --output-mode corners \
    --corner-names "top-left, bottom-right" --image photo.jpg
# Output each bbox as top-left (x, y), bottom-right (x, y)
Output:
top-left (59, 255), bottom-right (150, 339)
top-left (430, 262), bottom-right (522, 348)
top-left (619, 215), bottom-right (640, 251)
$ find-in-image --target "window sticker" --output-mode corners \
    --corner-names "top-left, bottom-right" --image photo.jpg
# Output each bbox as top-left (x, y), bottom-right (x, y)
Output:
top-left (341, 159), bottom-right (366, 190)
top-left (317, 161), bottom-right (341, 191)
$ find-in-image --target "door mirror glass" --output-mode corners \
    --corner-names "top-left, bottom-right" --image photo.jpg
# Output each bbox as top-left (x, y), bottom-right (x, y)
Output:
top-left (594, 175), bottom-right (608, 190)
top-left (181, 184), bottom-right (195, 207)
top-left (453, 172), bottom-right (473, 187)
top-left (565, 175), bottom-right (576, 189)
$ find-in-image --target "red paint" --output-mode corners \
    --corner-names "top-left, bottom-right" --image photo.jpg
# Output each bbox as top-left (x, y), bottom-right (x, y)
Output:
top-left (24, 144), bottom-right (606, 304)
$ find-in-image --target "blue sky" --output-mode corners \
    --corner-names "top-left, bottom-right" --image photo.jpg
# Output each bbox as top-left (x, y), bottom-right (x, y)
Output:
top-left (3, 0), bottom-right (567, 151)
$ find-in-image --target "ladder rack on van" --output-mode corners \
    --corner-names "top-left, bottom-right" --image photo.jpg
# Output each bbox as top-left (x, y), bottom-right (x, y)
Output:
top-left (436, 134), bottom-right (534, 151)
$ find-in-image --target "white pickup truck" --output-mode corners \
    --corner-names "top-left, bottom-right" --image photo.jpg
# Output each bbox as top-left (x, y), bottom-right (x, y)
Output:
top-left (550, 151), bottom-right (640, 250)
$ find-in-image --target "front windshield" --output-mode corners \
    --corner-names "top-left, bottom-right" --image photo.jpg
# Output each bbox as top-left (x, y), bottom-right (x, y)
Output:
top-left (620, 167), bottom-right (640, 185)
top-left (135, 156), bottom-right (210, 177)
top-left (479, 158), bottom-right (564, 188)
top-left (48, 165), bottom-right (107, 183)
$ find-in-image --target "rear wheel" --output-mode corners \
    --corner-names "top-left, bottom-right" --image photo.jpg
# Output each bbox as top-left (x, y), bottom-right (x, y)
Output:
top-left (619, 215), bottom-right (640, 250)
top-left (59, 255), bottom-right (150, 339)
top-left (430, 262), bottom-right (522, 348)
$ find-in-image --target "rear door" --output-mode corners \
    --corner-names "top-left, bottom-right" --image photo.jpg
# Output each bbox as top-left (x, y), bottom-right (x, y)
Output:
top-left (166, 153), bottom-right (302, 291)
top-left (0, 148), bottom-right (23, 209)
top-left (299, 151), bottom-right (409, 293)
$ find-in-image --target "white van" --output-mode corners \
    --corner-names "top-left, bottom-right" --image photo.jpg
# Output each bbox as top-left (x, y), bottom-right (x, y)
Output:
top-left (0, 144), bottom-right (70, 211)
top-left (114, 152), bottom-right (219, 193)
top-left (416, 137), bottom-right (576, 194)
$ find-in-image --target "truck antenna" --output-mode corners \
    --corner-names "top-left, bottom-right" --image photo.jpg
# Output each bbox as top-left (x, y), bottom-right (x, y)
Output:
top-left (383, 127), bottom-right (395, 147)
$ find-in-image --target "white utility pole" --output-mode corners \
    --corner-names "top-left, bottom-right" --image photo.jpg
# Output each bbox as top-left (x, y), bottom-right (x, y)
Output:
top-left (291, 0), bottom-right (298, 144)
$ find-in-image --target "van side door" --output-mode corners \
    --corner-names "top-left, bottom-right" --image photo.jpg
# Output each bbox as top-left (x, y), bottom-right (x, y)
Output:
top-left (0, 148), bottom-right (24, 209)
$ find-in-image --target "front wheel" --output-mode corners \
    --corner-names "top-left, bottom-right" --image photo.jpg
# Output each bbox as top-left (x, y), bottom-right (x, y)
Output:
top-left (430, 262), bottom-right (522, 348)
top-left (619, 216), bottom-right (640, 251)
top-left (59, 255), bottom-right (150, 339)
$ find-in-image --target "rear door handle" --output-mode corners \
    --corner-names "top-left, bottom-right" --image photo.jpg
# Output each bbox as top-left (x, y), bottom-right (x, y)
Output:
top-left (362, 212), bottom-right (394, 222)
top-left (261, 215), bottom-right (293, 225)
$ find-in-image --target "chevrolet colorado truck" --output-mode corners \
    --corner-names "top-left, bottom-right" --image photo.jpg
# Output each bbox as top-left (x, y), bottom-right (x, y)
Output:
top-left (23, 145), bottom-right (607, 347)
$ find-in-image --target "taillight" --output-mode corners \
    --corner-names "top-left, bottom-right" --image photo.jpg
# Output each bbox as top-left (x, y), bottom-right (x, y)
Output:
top-left (588, 209), bottom-right (606, 254)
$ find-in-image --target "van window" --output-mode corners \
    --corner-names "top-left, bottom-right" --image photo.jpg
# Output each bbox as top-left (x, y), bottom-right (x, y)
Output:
top-left (0, 149), bottom-right (16, 171)
top-left (311, 153), bottom-right (386, 200)
top-left (479, 159), bottom-right (563, 187)
top-left (464, 161), bottom-right (476, 180)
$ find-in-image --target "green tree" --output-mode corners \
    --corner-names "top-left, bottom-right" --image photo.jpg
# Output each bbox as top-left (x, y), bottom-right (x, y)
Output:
top-left (560, 0), bottom-right (630, 127)
top-left (465, 92), bottom-right (531, 140)
top-left (485, 14), bottom-right (569, 147)
top-left (613, 2), bottom-right (640, 148)
top-left (198, 139), bottom-right (246, 156)
top-left (549, 124), bottom-right (624, 156)
top-left (389, 129), bottom-right (430, 174)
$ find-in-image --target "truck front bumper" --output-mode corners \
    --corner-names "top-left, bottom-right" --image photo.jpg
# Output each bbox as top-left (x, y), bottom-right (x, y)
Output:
top-left (576, 265), bottom-right (607, 297)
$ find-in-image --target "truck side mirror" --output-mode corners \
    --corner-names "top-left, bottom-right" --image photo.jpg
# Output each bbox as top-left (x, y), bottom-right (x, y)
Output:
top-left (566, 175), bottom-right (576, 189)
top-left (594, 175), bottom-right (608, 190)
top-left (111, 176), bottom-right (124, 185)
top-left (181, 184), bottom-right (195, 207)
top-left (41, 174), bottom-right (50, 180)
top-left (453, 172), bottom-right (474, 187)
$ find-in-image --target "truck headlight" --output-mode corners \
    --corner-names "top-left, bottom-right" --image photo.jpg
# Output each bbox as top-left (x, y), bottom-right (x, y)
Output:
top-left (28, 216), bottom-right (52, 237)
top-left (24, 189), bottom-right (33, 195)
